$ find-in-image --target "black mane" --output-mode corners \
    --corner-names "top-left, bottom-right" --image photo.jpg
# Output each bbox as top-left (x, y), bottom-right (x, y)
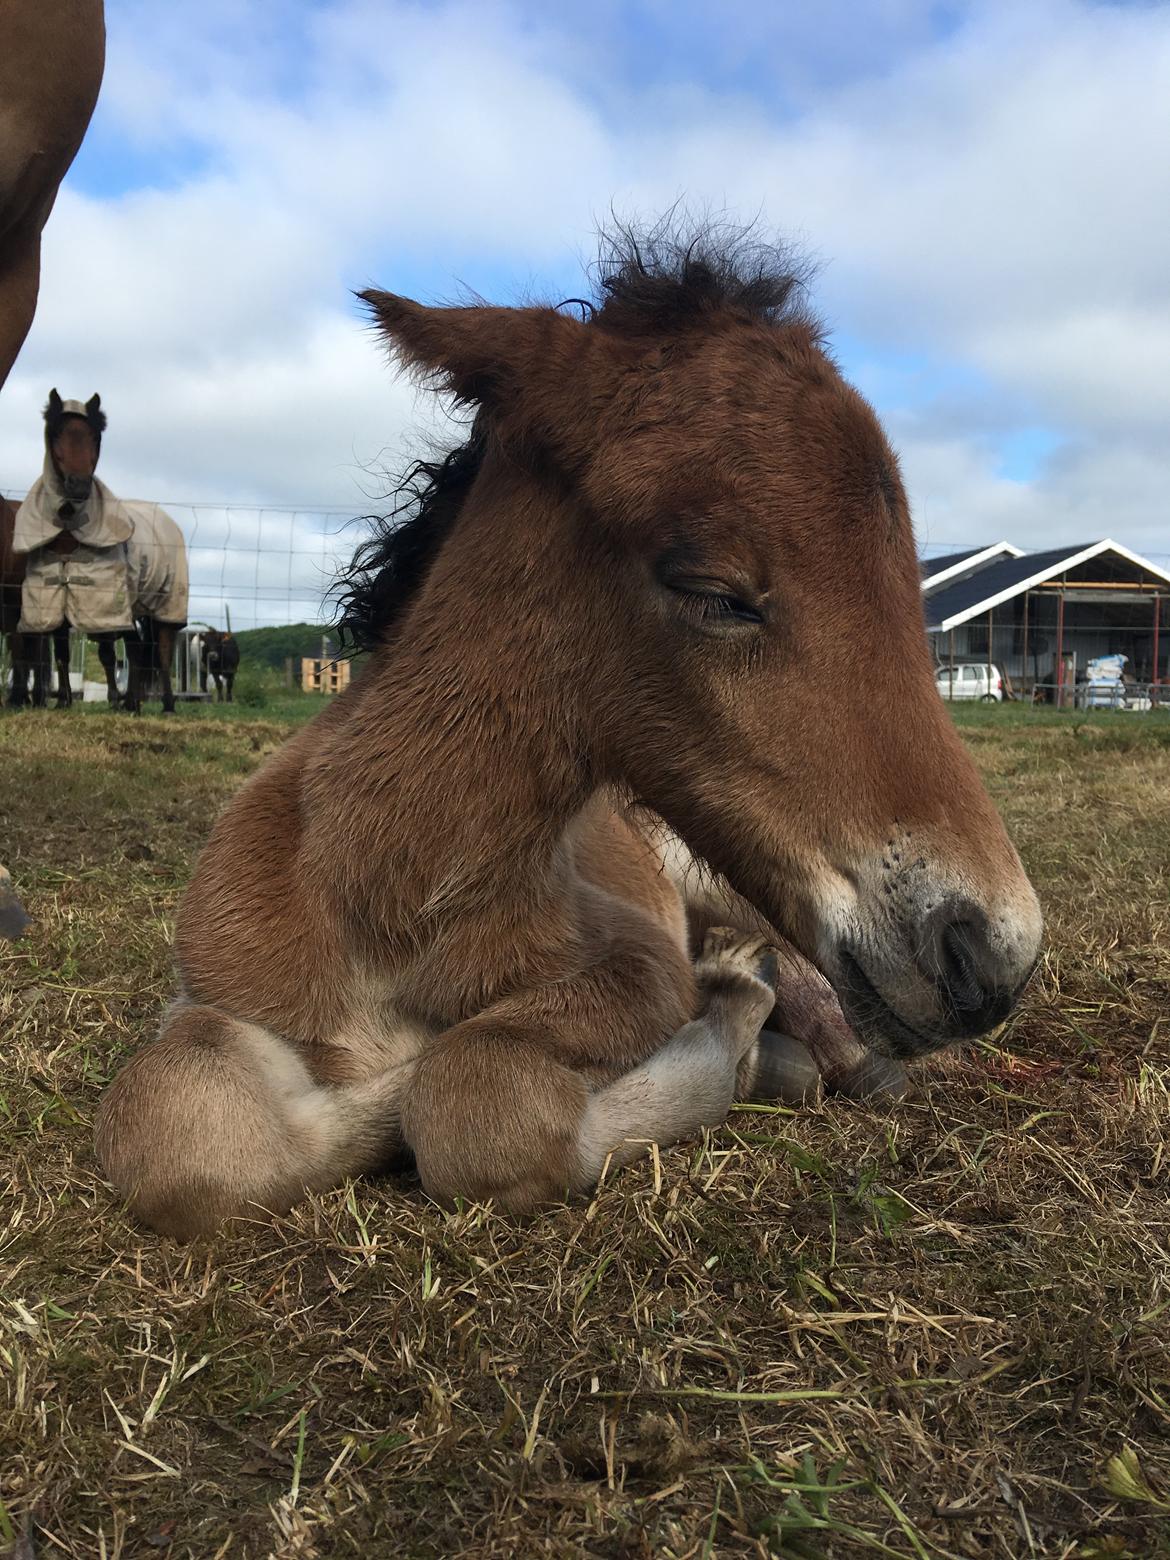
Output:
top-left (333, 219), bottom-right (815, 655)
top-left (332, 424), bottom-right (486, 655)
top-left (592, 216), bottom-right (816, 336)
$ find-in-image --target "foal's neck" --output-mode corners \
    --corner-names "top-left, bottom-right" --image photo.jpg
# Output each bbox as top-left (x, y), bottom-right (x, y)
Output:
top-left (306, 474), bottom-right (596, 977)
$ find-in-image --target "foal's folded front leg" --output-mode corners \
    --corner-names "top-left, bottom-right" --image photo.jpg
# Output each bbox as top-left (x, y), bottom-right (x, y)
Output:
top-left (402, 927), bottom-right (787, 1211)
top-left (576, 928), bottom-right (788, 1184)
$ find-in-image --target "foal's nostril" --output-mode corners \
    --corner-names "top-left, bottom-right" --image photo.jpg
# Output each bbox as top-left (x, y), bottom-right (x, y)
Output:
top-left (919, 901), bottom-right (1016, 1032)
top-left (939, 920), bottom-right (988, 1013)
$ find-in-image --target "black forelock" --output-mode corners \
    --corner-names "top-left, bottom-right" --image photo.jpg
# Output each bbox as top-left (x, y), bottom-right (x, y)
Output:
top-left (590, 213), bottom-right (818, 338)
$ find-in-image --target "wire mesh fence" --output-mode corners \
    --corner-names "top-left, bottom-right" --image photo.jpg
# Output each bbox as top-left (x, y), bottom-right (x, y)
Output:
top-left (112, 500), bottom-right (363, 633)
top-left (1, 493), bottom-right (373, 634)
top-left (3, 499), bottom-right (1168, 707)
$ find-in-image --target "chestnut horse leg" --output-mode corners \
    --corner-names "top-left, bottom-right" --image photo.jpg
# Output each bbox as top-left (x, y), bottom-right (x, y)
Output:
top-left (53, 623), bottom-right (72, 708)
top-left (95, 1004), bottom-right (414, 1241)
top-left (403, 928), bottom-right (785, 1212)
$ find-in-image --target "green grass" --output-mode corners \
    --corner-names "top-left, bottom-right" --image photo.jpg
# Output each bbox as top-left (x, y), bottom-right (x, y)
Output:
top-left (1, 701), bottom-right (1169, 1558)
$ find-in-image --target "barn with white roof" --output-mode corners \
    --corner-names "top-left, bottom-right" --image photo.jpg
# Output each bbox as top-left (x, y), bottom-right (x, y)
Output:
top-left (921, 539), bottom-right (1169, 704)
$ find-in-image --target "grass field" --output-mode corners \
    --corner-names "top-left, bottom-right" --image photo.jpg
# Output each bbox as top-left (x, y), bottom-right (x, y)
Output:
top-left (1, 701), bottom-right (1168, 1559)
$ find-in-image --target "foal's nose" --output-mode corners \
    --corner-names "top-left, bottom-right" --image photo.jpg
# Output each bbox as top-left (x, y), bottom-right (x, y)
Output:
top-left (916, 901), bottom-right (1025, 1036)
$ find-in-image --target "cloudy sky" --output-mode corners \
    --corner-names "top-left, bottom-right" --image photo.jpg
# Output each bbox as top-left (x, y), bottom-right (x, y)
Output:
top-left (2, 0), bottom-right (1167, 627)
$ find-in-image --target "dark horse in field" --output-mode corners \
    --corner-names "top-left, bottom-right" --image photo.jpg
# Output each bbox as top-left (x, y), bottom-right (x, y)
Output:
top-left (96, 222), bottom-right (1042, 1240)
top-left (2, 393), bottom-right (188, 712)
top-left (200, 629), bottom-right (240, 702)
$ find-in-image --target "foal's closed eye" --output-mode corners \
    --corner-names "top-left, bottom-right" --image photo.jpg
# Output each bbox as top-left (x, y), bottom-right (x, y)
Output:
top-left (664, 578), bottom-right (767, 632)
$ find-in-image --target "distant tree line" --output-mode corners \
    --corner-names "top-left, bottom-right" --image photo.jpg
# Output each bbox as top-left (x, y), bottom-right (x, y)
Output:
top-left (231, 623), bottom-right (356, 671)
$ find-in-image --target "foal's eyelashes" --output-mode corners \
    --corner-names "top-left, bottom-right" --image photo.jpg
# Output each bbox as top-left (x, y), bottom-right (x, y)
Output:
top-left (662, 576), bottom-right (768, 632)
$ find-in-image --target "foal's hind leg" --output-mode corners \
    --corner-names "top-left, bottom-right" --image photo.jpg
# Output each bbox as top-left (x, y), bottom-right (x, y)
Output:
top-left (95, 1004), bottom-right (411, 1239)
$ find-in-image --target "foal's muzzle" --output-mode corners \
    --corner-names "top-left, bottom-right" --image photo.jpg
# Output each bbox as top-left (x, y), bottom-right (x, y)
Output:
top-left (835, 895), bottom-right (1039, 1058)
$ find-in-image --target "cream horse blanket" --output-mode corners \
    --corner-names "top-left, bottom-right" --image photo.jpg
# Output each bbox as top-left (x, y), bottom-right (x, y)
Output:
top-left (13, 453), bottom-right (187, 633)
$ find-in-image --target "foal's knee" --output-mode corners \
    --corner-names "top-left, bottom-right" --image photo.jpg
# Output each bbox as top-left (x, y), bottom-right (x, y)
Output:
top-left (402, 1029), bottom-right (587, 1213)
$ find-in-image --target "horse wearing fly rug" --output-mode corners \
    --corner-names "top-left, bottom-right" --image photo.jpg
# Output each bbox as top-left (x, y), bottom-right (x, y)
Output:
top-left (4, 392), bottom-right (188, 712)
top-left (96, 226), bottom-right (1042, 1239)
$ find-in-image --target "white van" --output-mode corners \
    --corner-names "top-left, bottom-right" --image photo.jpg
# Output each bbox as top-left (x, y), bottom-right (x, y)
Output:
top-left (935, 663), bottom-right (1005, 702)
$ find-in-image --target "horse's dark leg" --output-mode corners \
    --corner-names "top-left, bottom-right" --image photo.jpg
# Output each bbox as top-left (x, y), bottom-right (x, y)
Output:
top-left (156, 623), bottom-right (177, 713)
top-left (53, 624), bottom-right (72, 708)
top-left (123, 632), bottom-right (144, 715)
top-left (6, 632), bottom-right (30, 708)
top-left (30, 635), bottom-right (51, 707)
top-left (97, 636), bottom-right (121, 709)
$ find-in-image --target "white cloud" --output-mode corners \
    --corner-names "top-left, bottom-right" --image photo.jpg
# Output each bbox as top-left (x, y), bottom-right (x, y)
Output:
top-left (2, 0), bottom-right (1167, 633)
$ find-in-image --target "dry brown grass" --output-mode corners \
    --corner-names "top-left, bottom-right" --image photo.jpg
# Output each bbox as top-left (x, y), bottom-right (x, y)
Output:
top-left (2, 704), bottom-right (1169, 1559)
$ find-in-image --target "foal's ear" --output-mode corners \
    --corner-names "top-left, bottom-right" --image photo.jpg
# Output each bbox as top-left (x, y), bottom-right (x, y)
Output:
top-left (359, 291), bottom-right (586, 408)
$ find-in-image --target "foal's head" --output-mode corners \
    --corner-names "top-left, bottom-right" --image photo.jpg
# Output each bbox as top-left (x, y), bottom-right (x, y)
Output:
top-left (350, 226), bottom-right (1042, 1059)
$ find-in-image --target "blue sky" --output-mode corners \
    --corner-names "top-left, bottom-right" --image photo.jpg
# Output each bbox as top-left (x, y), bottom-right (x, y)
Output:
top-left (2, 0), bottom-right (1167, 626)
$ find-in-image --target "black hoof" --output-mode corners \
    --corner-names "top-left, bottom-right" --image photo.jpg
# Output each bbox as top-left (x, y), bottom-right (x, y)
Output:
top-left (831, 1053), bottom-right (910, 1104)
top-left (746, 1031), bottom-right (823, 1105)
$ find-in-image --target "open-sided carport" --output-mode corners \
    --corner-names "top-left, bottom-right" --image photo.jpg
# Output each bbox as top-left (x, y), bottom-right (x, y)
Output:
top-left (922, 538), bottom-right (1169, 706)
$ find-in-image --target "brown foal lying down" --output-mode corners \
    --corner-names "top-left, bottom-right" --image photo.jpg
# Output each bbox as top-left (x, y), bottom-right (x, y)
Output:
top-left (96, 226), bottom-right (1042, 1238)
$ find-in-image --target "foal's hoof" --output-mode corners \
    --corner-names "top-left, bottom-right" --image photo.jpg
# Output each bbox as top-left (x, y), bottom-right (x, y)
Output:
top-left (696, 927), bottom-right (780, 1008)
top-left (830, 1052), bottom-right (909, 1104)
top-left (740, 1031), bottom-right (822, 1105)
